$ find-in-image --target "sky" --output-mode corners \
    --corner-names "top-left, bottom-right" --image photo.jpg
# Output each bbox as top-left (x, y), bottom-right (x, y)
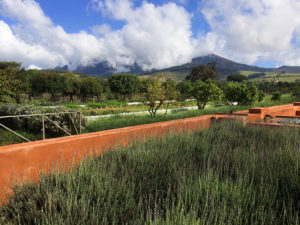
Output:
top-left (1, 0), bottom-right (300, 71)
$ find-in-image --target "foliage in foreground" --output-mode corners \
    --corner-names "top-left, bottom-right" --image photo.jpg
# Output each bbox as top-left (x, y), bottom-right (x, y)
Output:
top-left (1, 121), bottom-right (300, 224)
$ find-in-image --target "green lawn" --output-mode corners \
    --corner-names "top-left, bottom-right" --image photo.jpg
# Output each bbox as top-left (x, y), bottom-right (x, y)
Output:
top-left (0, 128), bottom-right (42, 146)
top-left (240, 70), bottom-right (300, 82)
top-left (84, 94), bottom-right (297, 133)
top-left (0, 94), bottom-right (297, 146)
top-left (1, 121), bottom-right (300, 224)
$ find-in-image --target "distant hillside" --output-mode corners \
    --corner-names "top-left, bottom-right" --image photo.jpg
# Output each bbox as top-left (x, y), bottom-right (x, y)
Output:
top-left (275, 66), bottom-right (300, 74)
top-left (141, 54), bottom-right (272, 80)
top-left (72, 54), bottom-right (300, 81)
top-left (240, 71), bottom-right (300, 82)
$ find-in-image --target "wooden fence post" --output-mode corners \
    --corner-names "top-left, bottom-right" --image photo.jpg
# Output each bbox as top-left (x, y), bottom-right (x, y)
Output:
top-left (42, 115), bottom-right (45, 140)
top-left (79, 112), bottom-right (82, 134)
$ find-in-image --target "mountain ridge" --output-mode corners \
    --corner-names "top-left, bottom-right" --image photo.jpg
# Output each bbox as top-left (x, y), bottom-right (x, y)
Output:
top-left (71, 54), bottom-right (300, 79)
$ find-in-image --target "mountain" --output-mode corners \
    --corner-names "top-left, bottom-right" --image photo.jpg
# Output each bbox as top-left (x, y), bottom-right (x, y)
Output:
top-left (75, 62), bottom-right (116, 77)
top-left (73, 54), bottom-right (300, 80)
top-left (140, 54), bottom-right (275, 80)
top-left (274, 65), bottom-right (300, 73)
top-left (190, 54), bottom-right (272, 75)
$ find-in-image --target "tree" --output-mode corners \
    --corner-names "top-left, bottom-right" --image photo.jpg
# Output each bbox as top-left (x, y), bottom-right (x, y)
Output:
top-left (292, 84), bottom-right (300, 98)
top-left (271, 92), bottom-right (282, 101)
top-left (45, 72), bottom-right (65, 102)
top-left (29, 71), bottom-right (48, 98)
top-left (258, 90), bottom-right (266, 102)
top-left (62, 73), bottom-right (81, 102)
top-left (80, 77), bottom-right (103, 102)
top-left (176, 80), bottom-right (193, 100)
top-left (0, 62), bottom-right (23, 103)
top-left (140, 76), bottom-right (165, 117)
top-left (109, 74), bottom-right (140, 100)
top-left (185, 62), bottom-right (218, 82)
top-left (163, 79), bottom-right (180, 114)
top-left (225, 83), bottom-right (258, 105)
top-left (227, 74), bottom-right (248, 82)
top-left (192, 79), bottom-right (222, 110)
top-left (15, 69), bottom-right (39, 101)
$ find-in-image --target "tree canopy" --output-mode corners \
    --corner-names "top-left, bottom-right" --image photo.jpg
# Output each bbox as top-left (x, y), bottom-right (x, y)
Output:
top-left (0, 62), bottom-right (23, 103)
top-left (109, 74), bottom-right (140, 99)
top-left (186, 63), bottom-right (218, 82)
top-left (227, 74), bottom-right (248, 82)
top-left (192, 79), bottom-right (222, 109)
top-left (225, 83), bottom-right (258, 105)
top-left (140, 76), bottom-right (165, 117)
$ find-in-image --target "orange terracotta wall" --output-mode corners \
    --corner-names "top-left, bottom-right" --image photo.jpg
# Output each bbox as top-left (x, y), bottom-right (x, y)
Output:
top-left (0, 103), bottom-right (299, 204)
top-left (248, 103), bottom-right (299, 122)
top-left (0, 115), bottom-right (213, 203)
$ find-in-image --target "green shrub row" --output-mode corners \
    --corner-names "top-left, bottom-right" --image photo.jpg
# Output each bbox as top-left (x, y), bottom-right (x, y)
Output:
top-left (0, 105), bottom-right (85, 136)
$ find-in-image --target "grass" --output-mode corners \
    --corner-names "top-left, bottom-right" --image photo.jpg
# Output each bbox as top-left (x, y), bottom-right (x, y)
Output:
top-left (1, 121), bottom-right (300, 224)
top-left (75, 101), bottom-right (197, 116)
top-left (86, 100), bottom-right (128, 109)
top-left (0, 128), bottom-right (42, 146)
top-left (84, 94), bottom-right (297, 133)
top-left (0, 94), bottom-right (296, 146)
top-left (139, 71), bottom-right (188, 81)
top-left (84, 104), bottom-right (247, 133)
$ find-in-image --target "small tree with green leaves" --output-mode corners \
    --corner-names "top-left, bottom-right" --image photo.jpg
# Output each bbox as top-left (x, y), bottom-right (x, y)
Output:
top-left (63, 73), bottom-right (81, 102)
top-left (192, 79), bottom-right (222, 110)
top-left (29, 71), bottom-right (48, 98)
top-left (271, 91), bottom-right (282, 101)
top-left (108, 74), bottom-right (140, 100)
top-left (140, 76), bottom-right (165, 117)
top-left (258, 90), bottom-right (266, 102)
top-left (45, 72), bottom-right (65, 102)
top-left (176, 80), bottom-right (193, 100)
top-left (292, 85), bottom-right (300, 99)
top-left (225, 83), bottom-right (258, 105)
top-left (227, 74), bottom-right (248, 82)
top-left (163, 79), bottom-right (180, 114)
top-left (0, 62), bottom-right (23, 103)
top-left (186, 63), bottom-right (218, 82)
top-left (80, 77), bottom-right (103, 102)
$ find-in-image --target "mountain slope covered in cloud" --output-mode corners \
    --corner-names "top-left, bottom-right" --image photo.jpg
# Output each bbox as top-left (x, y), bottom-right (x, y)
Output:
top-left (74, 54), bottom-right (300, 80)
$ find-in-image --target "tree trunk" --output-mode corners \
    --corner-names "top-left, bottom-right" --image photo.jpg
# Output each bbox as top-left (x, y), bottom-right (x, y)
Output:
top-left (154, 101), bottom-right (163, 117)
top-left (197, 101), bottom-right (206, 110)
top-left (51, 93), bottom-right (55, 104)
top-left (165, 102), bottom-right (170, 115)
top-left (148, 106), bottom-right (154, 117)
top-left (15, 94), bottom-right (21, 104)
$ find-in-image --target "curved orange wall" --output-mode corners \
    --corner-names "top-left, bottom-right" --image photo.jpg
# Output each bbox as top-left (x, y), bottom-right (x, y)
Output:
top-left (0, 115), bottom-right (213, 203)
top-left (0, 103), bottom-right (299, 204)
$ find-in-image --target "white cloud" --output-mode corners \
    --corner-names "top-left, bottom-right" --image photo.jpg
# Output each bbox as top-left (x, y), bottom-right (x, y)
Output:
top-left (4, 0), bottom-right (300, 71)
top-left (0, 0), bottom-right (107, 69)
top-left (90, 24), bottom-right (112, 36)
top-left (0, 0), bottom-right (207, 71)
top-left (89, 0), bottom-right (202, 70)
top-left (27, 65), bottom-right (42, 70)
top-left (200, 0), bottom-right (300, 65)
top-left (0, 20), bottom-right (66, 67)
